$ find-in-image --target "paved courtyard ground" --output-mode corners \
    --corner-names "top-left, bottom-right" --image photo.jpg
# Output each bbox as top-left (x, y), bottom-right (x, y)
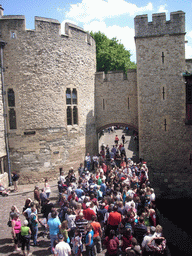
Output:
top-left (99, 128), bottom-right (139, 162)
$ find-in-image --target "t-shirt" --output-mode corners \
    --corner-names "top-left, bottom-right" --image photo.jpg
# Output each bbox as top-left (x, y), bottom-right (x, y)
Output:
top-left (21, 226), bottom-right (30, 236)
top-left (54, 241), bottom-right (71, 256)
top-left (12, 219), bottom-right (21, 234)
top-left (75, 218), bottom-right (88, 238)
top-left (86, 230), bottom-right (94, 246)
top-left (91, 222), bottom-right (101, 237)
top-left (47, 217), bottom-right (61, 236)
top-left (30, 213), bottom-right (38, 227)
top-left (75, 188), bottom-right (84, 198)
top-left (108, 211), bottom-right (122, 226)
top-left (66, 214), bottom-right (76, 229)
top-left (83, 208), bottom-right (96, 221)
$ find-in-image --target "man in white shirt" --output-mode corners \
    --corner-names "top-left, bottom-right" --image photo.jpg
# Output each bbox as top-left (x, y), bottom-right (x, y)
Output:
top-left (54, 234), bottom-right (71, 256)
top-left (150, 188), bottom-right (156, 202)
top-left (141, 226), bottom-right (156, 255)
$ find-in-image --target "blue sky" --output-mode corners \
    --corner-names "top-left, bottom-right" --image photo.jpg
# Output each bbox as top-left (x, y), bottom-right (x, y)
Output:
top-left (2, 0), bottom-right (192, 62)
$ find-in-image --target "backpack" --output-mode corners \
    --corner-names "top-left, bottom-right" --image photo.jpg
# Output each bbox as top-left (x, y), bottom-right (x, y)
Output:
top-left (109, 238), bottom-right (118, 253)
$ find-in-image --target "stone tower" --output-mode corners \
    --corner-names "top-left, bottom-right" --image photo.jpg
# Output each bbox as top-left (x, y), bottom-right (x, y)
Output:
top-left (0, 14), bottom-right (96, 182)
top-left (135, 11), bottom-right (192, 196)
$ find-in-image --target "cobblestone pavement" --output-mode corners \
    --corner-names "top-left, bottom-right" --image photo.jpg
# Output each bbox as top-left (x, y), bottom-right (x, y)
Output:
top-left (0, 182), bottom-right (106, 256)
top-left (99, 128), bottom-right (139, 162)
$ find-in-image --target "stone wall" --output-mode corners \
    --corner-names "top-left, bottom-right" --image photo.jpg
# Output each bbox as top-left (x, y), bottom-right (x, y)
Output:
top-left (0, 15), bottom-right (96, 182)
top-left (95, 70), bottom-right (138, 132)
top-left (135, 11), bottom-right (192, 196)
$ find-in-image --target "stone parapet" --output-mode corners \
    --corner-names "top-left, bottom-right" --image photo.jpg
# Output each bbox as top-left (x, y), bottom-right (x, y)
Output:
top-left (0, 15), bottom-right (94, 46)
top-left (135, 11), bottom-right (185, 38)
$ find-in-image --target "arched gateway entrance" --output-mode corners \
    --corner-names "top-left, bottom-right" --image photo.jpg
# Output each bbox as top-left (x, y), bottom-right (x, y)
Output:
top-left (97, 123), bottom-right (139, 163)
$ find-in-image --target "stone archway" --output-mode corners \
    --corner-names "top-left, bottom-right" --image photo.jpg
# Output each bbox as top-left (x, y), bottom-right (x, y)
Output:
top-left (97, 123), bottom-right (139, 162)
top-left (96, 122), bottom-right (138, 133)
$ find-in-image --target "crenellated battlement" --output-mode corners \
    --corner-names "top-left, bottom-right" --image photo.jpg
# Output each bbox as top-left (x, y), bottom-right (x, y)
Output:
top-left (0, 15), bottom-right (94, 46)
top-left (134, 11), bottom-right (185, 38)
top-left (95, 69), bottom-right (136, 83)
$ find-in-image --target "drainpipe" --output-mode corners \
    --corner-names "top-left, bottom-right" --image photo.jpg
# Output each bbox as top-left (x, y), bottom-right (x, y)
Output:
top-left (0, 40), bottom-right (12, 186)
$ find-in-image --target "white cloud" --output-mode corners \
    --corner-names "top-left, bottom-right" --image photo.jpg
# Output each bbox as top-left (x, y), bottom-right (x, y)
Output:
top-left (187, 31), bottom-right (192, 39)
top-left (66, 0), bottom-right (153, 23)
top-left (61, 20), bottom-right (78, 34)
top-left (186, 44), bottom-right (192, 59)
top-left (157, 4), bottom-right (168, 14)
top-left (84, 20), bottom-right (136, 62)
top-left (185, 33), bottom-right (192, 59)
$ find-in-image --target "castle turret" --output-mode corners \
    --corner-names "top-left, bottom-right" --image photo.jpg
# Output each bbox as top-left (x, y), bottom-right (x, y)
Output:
top-left (135, 11), bottom-right (192, 196)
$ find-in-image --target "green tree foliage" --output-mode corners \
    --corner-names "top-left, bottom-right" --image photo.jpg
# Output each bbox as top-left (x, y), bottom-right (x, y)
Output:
top-left (90, 31), bottom-right (136, 74)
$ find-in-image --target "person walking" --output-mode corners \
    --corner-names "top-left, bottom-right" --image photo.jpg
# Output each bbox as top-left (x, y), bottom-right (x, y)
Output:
top-left (12, 172), bottom-right (20, 192)
top-left (121, 134), bottom-right (125, 144)
top-left (114, 135), bottom-right (119, 146)
top-left (44, 178), bottom-right (51, 198)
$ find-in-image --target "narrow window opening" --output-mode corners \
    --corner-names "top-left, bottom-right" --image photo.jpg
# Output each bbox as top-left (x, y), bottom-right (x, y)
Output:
top-left (11, 32), bottom-right (16, 38)
top-left (24, 131), bottom-right (36, 135)
top-left (9, 108), bottom-right (17, 129)
top-left (72, 88), bottom-right (77, 104)
top-left (66, 88), bottom-right (71, 105)
top-left (87, 34), bottom-right (91, 45)
top-left (103, 99), bottom-right (105, 110)
top-left (161, 52), bottom-right (165, 64)
top-left (164, 119), bottom-right (167, 131)
top-left (162, 87), bottom-right (165, 100)
top-left (8, 89), bottom-right (15, 107)
top-left (67, 106), bottom-right (72, 125)
top-left (73, 106), bottom-right (78, 125)
top-left (128, 97), bottom-right (130, 109)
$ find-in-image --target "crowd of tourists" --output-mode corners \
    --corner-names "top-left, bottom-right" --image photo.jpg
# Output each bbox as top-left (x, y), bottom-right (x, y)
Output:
top-left (8, 136), bottom-right (167, 256)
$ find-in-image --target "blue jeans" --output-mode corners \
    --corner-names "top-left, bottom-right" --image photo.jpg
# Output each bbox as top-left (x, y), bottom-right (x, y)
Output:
top-left (86, 161), bottom-right (91, 171)
top-left (50, 234), bottom-right (58, 253)
top-left (86, 244), bottom-right (95, 256)
top-left (31, 226), bottom-right (38, 245)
